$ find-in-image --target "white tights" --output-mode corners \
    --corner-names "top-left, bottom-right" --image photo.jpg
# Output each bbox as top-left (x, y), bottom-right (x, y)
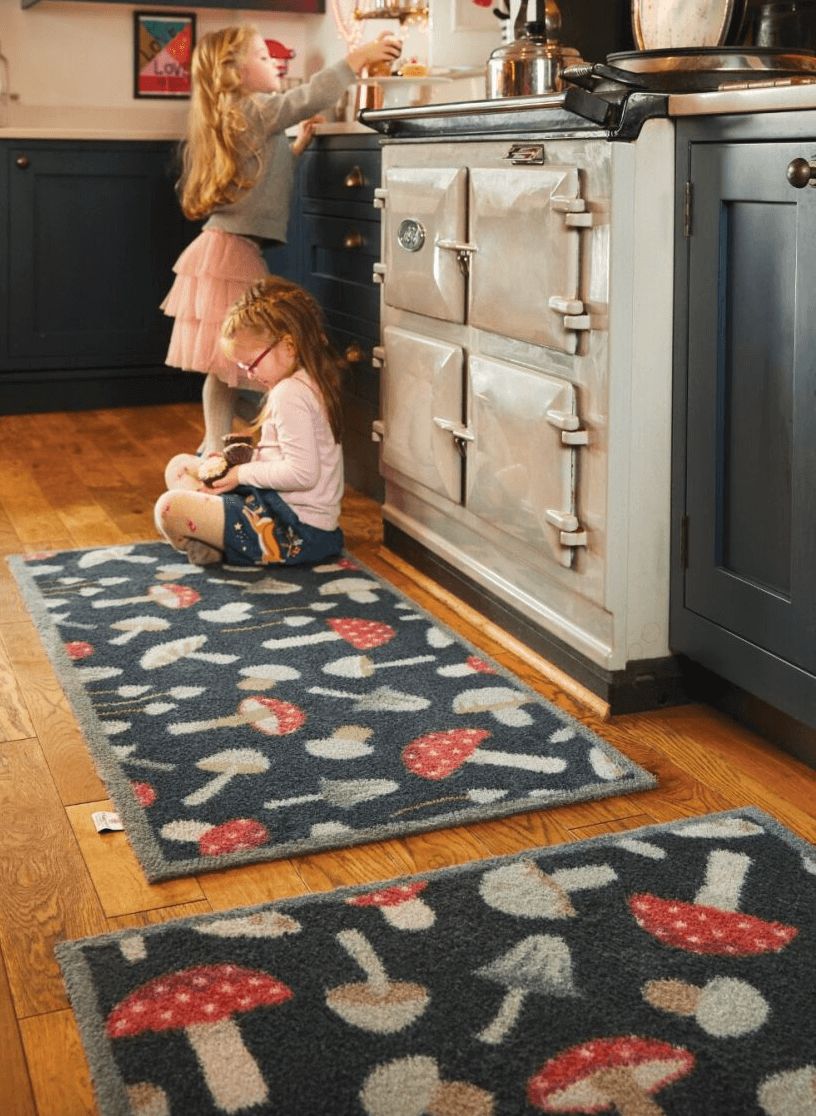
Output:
top-left (154, 454), bottom-right (227, 565)
top-left (201, 374), bottom-right (239, 456)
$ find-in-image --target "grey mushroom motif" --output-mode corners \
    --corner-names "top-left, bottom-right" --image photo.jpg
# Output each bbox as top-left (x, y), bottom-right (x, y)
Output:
top-left (642, 976), bottom-right (769, 1037)
top-left (476, 934), bottom-right (578, 1044)
top-left (106, 963), bottom-right (292, 1114)
top-left (480, 858), bottom-right (617, 918)
top-left (126, 1081), bottom-right (170, 1116)
top-left (451, 685), bottom-right (536, 727)
top-left (757, 1064), bottom-right (816, 1115)
top-left (360, 1054), bottom-right (494, 1116)
top-left (327, 928), bottom-right (429, 1033)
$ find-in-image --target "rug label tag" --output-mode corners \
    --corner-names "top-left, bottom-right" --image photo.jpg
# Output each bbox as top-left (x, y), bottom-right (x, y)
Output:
top-left (92, 811), bottom-right (124, 833)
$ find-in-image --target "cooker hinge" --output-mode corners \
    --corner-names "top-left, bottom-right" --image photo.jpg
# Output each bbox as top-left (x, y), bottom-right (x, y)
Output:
top-left (551, 195), bottom-right (593, 229)
top-left (548, 296), bottom-right (591, 334)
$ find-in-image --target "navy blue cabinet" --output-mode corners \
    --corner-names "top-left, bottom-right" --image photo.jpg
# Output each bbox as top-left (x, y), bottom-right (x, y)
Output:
top-left (671, 114), bottom-right (816, 742)
top-left (296, 134), bottom-right (383, 501)
top-left (0, 138), bottom-right (199, 414)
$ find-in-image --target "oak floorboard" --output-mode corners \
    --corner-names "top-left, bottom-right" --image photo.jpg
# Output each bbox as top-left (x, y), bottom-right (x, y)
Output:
top-left (199, 858), bottom-right (314, 911)
top-left (1, 621), bottom-right (106, 806)
top-left (107, 901), bottom-right (214, 932)
top-left (0, 633), bottom-right (36, 742)
top-left (291, 841), bottom-right (407, 895)
top-left (0, 740), bottom-right (109, 1018)
top-left (64, 800), bottom-right (206, 919)
top-left (0, 464), bottom-right (75, 549)
top-left (20, 1010), bottom-right (98, 1116)
top-left (0, 942), bottom-right (37, 1116)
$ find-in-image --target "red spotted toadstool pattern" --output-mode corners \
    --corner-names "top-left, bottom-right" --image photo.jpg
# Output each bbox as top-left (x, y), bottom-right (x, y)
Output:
top-left (629, 895), bottom-right (798, 955)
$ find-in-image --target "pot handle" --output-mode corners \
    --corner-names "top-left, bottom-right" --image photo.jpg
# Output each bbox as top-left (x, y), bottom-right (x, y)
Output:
top-left (562, 61), bottom-right (647, 92)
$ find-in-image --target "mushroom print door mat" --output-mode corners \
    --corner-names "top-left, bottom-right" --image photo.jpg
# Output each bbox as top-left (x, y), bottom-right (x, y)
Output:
top-left (8, 543), bottom-right (655, 882)
top-left (56, 808), bottom-right (816, 1116)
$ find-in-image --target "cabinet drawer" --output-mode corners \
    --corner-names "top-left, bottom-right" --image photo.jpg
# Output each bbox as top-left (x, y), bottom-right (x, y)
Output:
top-left (302, 213), bottom-right (381, 324)
top-left (301, 146), bottom-right (381, 208)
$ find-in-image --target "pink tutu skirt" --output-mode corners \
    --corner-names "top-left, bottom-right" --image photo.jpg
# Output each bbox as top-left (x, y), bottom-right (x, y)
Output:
top-left (161, 228), bottom-right (269, 388)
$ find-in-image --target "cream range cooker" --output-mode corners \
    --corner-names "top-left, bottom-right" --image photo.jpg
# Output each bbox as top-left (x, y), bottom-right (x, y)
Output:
top-left (361, 91), bottom-right (679, 712)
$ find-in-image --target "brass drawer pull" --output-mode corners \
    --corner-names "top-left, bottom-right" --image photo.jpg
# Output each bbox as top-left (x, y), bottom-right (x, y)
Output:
top-left (15, 155), bottom-right (30, 169)
top-left (343, 230), bottom-right (364, 250)
top-left (344, 342), bottom-right (367, 363)
top-left (344, 166), bottom-right (365, 188)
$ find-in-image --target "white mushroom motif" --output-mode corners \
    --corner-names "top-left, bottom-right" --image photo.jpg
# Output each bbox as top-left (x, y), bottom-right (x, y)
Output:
top-left (182, 748), bottom-right (271, 807)
top-left (480, 858), bottom-right (617, 919)
top-left (327, 929), bottom-right (429, 1033)
top-left (361, 1055), bottom-right (494, 1116)
top-left (643, 976), bottom-right (769, 1037)
top-left (758, 1065), bottom-right (816, 1116)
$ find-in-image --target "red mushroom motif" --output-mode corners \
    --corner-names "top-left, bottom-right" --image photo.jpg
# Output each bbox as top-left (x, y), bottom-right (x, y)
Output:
top-left (161, 817), bottom-right (270, 857)
top-left (628, 895), bottom-right (797, 956)
top-left (629, 849), bottom-right (798, 956)
top-left (92, 584), bottom-right (201, 610)
top-left (528, 1036), bottom-right (695, 1115)
top-left (347, 882), bottom-right (435, 930)
top-left (262, 617), bottom-right (395, 651)
top-left (106, 964), bottom-right (292, 1113)
top-left (402, 728), bottom-right (566, 780)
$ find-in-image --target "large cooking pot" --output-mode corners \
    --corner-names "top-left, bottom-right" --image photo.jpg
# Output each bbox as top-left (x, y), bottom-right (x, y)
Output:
top-left (486, 0), bottom-right (582, 98)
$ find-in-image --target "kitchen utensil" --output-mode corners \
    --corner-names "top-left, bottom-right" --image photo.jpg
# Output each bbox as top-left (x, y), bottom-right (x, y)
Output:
top-left (632, 0), bottom-right (748, 51)
top-left (486, 0), bottom-right (583, 98)
top-left (744, 0), bottom-right (816, 48)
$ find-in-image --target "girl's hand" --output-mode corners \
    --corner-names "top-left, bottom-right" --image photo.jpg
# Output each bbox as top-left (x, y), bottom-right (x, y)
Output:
top-left (292, 115), bottom-right (325, 156)
top-left (347, 35), bottom-right (402, 76)
top-left (209, 467), bottom-right (242, 495)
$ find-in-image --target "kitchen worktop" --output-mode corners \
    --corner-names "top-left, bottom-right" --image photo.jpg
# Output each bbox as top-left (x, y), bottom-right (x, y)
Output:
top-left (5, 79), bottom-right (816, 140)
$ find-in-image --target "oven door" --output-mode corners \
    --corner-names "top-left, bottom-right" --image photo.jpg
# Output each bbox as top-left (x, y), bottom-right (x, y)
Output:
top-left (466, 354), bottom-right (584, 567)
top-left (381, 167), bottom-right (467, 324)
top-left (468, 166), bottom-right (587, 354)
top-left (380, 325), bottom-right (463, 502)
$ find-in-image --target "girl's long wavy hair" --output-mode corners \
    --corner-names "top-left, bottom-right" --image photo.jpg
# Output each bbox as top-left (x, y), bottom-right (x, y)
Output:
top-left (178, 25), bottom-right (263, 222)
top-left (222, 277), bottom-right (345, 443)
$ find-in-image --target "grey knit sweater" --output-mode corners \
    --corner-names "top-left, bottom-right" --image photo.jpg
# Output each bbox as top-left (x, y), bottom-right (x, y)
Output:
top-left (203, 60), bottom-right (355, 244)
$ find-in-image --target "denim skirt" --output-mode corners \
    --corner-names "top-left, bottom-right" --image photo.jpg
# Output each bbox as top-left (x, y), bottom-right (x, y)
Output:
top-left (221, 486), bottom-right (343, 567)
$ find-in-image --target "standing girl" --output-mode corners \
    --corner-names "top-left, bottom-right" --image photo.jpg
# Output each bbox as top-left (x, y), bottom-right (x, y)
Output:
top-left (162, 25), bottom-right (400, 453)
top-left (155, 276), bottom-right (346, 568)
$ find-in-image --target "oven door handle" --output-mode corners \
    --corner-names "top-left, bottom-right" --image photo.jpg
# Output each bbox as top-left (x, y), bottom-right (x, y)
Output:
top-left (437, 239), bottom-right (477, 278)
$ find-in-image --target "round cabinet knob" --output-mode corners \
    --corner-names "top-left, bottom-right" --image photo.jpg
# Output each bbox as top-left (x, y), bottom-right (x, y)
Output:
top-left (343, 230), bottom-right (364, 250)
top-left (344, 341), bottom-right (366, 363)
top-left (15, 155), bottom-right (30, 169)
top-left (344, 166), bottom-right (365, 189)
top-left (786, 156), bottom-right (816, 188)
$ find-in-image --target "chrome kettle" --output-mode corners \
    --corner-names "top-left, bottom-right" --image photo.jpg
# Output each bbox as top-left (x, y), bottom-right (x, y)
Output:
top-left (485, 0), bottom-right (582, 98)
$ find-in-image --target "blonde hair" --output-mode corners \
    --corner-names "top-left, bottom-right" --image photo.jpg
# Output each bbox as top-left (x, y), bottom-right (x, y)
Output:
top-left (177, 25), bottom-right (263, 222)
top-left (222, 277), bottom-right (345, 443)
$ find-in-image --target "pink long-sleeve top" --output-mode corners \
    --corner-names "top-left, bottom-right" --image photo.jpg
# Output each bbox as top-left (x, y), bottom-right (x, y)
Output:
top-left (235, 369), bottom-right (343, 532)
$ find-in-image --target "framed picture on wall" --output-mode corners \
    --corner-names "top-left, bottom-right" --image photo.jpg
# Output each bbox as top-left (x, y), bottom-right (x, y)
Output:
top-left (452, 0), bottom-right (499, 31)
top-left (134, 11), bottom-right (196, 99)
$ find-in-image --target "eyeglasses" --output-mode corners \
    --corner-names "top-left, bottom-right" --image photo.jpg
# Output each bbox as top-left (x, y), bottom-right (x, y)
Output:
top-left (235, 341), bottom-right (277, 378)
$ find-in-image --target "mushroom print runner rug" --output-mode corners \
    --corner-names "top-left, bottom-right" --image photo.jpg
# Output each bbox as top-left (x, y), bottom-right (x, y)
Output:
top-left (8, 542), bottom-right (654, 882)
top-left (55, 808), bottom-right (816, 1116)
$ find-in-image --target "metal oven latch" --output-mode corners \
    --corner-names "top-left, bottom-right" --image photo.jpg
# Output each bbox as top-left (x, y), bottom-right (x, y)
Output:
top-left (504, 143), bottom-right (546, 165)
top-left (433, 415), bottom-right (474, 457)
top-left (437, 239), bottom-right (478, 278)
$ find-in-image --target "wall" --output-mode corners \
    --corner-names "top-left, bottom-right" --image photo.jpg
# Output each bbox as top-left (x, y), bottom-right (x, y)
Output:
top-left (0, 0), bottom-right (632, 131)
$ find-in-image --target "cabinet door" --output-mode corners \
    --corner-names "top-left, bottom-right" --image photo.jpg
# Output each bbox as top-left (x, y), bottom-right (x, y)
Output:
top-left (683, 140), bottom-right (816, 671)
top-left (5, 142), bottom-right (190, 368)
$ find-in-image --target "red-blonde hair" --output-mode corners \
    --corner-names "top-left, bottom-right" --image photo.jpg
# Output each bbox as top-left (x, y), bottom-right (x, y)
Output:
top-left (177, 25), bottom-right (263, 222)
top-left (222, 277), bottom-right (345, 443)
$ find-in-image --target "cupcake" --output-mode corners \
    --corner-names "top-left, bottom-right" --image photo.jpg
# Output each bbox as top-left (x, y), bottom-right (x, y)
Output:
top-left (223, 433), bottom-right (255, 466)
top-left (197, 454), bottom-right (230, 487)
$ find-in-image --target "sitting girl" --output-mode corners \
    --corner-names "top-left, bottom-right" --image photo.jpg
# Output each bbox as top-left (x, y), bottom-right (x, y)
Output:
top-left (154, 277), bottom-right (345, 567)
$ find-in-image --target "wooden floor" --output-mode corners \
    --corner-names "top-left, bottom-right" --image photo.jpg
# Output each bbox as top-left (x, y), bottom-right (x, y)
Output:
top-left (0, 403), bottom-right (814, 1116)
